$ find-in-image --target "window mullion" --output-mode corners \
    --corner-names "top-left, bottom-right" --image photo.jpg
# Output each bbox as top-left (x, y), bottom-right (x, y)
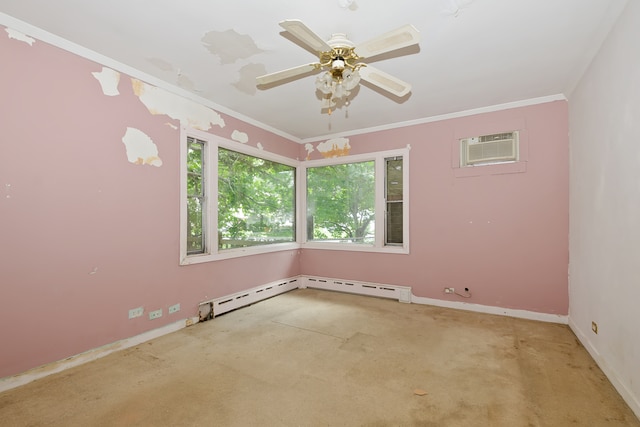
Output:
top-left (375, 155), bottom-right (385, 248)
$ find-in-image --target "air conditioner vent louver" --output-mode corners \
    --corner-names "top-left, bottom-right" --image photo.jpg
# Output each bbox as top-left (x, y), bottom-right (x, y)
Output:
top-left (478, 132), bottom-right (514, 143)
top-left (460, 131), bottom-right (519, 166)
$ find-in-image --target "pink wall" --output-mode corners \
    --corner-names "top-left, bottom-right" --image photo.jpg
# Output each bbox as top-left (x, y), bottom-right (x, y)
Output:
top-left (0, 29), bottom-right (569, 379)
top-left (300, 102), bottom-right (569, 315)
top-left (0, 32), bottom-right (300, 378)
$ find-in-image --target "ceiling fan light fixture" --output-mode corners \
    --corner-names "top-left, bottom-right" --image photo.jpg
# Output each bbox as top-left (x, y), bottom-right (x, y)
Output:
top-left (315, 66), bottom-right (361, 103)
top-left (332, 59), bottom-right (345, 70)
top-left (258, 20), bottom-right (420, 115)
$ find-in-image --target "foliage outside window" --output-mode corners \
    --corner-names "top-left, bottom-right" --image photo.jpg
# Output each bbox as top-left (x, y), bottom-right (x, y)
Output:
top-left (303, 150), bottom-right (408, 252)
top-left (306, 161), bottom-right (375, 244)
top-left (186, 138), bottom-right (206, 254)
top-left (181, 129), bottom-right (299, 264)
top-left (218, 148), bottom-right (295, 250)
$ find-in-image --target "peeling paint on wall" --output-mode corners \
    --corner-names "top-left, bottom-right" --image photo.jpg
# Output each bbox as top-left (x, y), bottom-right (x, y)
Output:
top-left (121, 127), bottom-right (163, 167)
top-left (92, 67), bottom-right (121, 96)
top-left (234, 63), bottom-right (267, 95)
top-left (304, 143), bottom-right (315, 160)
top-left (201, 29), bottom-right (264, 64)
top-left (231, 130), bottom-right (248, 144)
top-left (165, 123), bottom-right (178, 130)
top-left (131, 79), bottom-right (225, 131)
top-left (257, 142), bottom-right (264, 150)
top-left (317, 137), bottom-right (351, 158)
top-left (5, 28), bottom-right (35, 45)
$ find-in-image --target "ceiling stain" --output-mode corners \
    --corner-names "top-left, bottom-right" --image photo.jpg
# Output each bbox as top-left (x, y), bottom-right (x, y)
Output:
top-left (201, 29), bottom-right (264, 64)
top-left (147, 57), bottom-right (174, 71)
top-left (177, 74), bottom-right (195, 91)
top-left (233, 63), bottom-right (266, 95)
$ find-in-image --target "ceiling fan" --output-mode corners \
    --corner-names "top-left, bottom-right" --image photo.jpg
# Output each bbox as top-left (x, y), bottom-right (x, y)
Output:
top-left (256, 19), bottom-right (420, 112)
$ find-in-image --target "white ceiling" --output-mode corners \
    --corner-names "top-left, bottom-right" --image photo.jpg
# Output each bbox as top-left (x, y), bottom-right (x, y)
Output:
top-left (0, 0), bottom-right (628, 141)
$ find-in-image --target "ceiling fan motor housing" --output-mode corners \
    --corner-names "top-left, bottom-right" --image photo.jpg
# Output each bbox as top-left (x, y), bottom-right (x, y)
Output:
top-left (327, 33), bottom-right (355, 48)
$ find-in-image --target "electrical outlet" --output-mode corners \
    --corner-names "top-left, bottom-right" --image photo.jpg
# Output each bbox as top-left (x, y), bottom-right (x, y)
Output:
top-left (444, 287), bottom-right (454, 294)
top-left (168, 303), bottom-right (180, 314)
top-left (128, 307), bottom-right (144, 319)
top-left (591, 321), bottom-right (598, 334)
top-left (149, 309), bottom-right (163, 320)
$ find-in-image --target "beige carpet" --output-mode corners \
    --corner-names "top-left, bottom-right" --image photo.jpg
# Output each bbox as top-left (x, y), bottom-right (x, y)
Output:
top-left (1, 288), bottom-right (638, 426)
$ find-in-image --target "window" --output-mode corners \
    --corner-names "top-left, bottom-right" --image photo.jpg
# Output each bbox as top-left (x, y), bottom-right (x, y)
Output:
top-left (306, 160), bottom-right (375, 244)
top-left (181, 127), bottom-right (408, 263)
top-left (217, 148), bottom-right (296, 250)
top-left (186, 138), bottom-right (206, 254)
top-left (302, 149), bottom-right (409, 253)
top-left (180, 128), bottom-right (298, 264)
top-left (385, 156), bottom-right (404, 245)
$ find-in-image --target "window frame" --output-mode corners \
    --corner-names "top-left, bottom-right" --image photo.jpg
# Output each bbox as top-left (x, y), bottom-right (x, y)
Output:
top-left (180, 126), bottom-right (409, 264)
top-left (301, 148), bottom-right (409, 254)
top-left (180, 127), bottom-right (300, 265)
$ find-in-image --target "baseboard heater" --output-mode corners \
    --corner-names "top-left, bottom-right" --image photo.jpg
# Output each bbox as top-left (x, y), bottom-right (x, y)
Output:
top-left (199, 277), bottom-right (300, 319)
top-left (302, 276), bottom-right (412, 303)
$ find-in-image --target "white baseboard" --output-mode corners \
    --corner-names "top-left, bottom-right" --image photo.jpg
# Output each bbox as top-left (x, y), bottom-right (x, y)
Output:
top-left (410, 295), bottom-right (568, 324)
top-left (209, 276), bottom-right (300, 317)
top-left (0, 316), bottom-right (199, 394)
top-left (300, 275), bottom-right (567, 324)
top-left (569, 318), bottom-right (640, 421)
top-left (301, 276), bottom-right (412, 303)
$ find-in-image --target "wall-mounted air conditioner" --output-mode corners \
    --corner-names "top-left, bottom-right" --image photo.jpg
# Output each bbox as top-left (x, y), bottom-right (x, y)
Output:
top-left (460, 131), bottom-right (519, 166)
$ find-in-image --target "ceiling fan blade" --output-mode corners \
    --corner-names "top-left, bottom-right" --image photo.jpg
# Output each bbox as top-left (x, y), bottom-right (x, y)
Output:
top-left (356, 24), bottom-right (420, 59)
top-left (279, 19), bottom-right (332, 53)
top-left (359, 66), bottom-right (412, 97)
top-left (256, 63), bottom-right (320, 86)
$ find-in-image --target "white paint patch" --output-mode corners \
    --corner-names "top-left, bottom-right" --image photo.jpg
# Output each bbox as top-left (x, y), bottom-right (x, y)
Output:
top-left (304, 143), bottom-right (315, 160)
top-left (131, 79), bottom-right (225, 131)
top-left (257, 142), bottom-right (264, 150)
top-left (91, 67), bottom-right (121, 96)
top-left (121, 127), bottom-right (163, 167)
top-left (234, 63), bottom-right (266, 95)
top-left (5, 28), bottom-right (35, 46)
top-left (201, 29), bottom-right (264, 64)
top-left (317, 137), bottom-right (351, 158)
top-left (231, 130), bottom-right (249, 144)
top-left (165, 123), bottom-right (178, 130)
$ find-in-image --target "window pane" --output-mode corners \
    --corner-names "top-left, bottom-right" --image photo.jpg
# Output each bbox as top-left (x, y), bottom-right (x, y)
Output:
top-left (187, 142), bottom-right (203, 174)
top-left (307, 161), bottom-right (375, 244)
top-left (187, 173), bottom-right (202, 196)
top-left (187, 196), bottom-right (204, 254)
top-left (187, 138), bottom-right (205, 254)
top-left (218, 148), bottom-right (295, 250)
top-left (385, 156), bottom-right (403, 245)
